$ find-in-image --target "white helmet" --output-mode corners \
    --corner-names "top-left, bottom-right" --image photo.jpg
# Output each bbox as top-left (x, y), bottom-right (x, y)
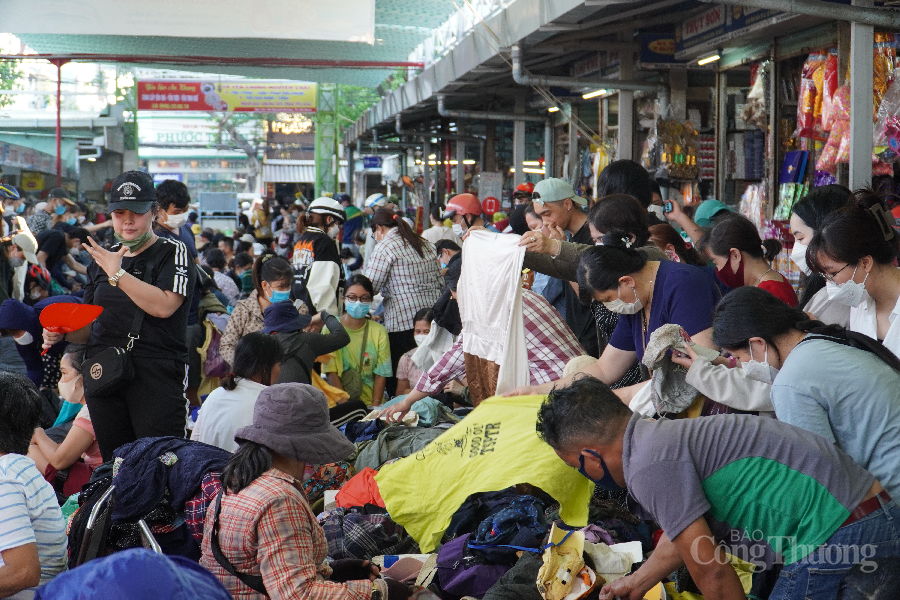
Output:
top-left (365, 193), bottom-right (387, 209)
top-left (308, 197), bottom-right (345, 223)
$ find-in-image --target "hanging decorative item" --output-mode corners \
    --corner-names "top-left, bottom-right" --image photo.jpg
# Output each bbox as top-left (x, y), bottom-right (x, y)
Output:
top-left (740, 61), bottom-right (769, 131)
top-left (656, 115), bottom-right (699, 181)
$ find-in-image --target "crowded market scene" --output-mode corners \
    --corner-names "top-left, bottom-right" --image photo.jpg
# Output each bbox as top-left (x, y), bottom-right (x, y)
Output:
top-left (2, 0), bottom-right (900, 598)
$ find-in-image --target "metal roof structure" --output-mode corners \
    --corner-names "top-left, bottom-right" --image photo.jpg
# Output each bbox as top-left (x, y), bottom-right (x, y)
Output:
top-left (12, 0), bottom-right (461, 86)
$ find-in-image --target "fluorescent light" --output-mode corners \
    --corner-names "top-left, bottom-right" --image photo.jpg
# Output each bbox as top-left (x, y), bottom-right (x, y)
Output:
top-left (523, 168), bottom-right (545, 174)
top-left (582, 89), bottom-right (608, 99)
top-left (87, 157), bottom-right (96, 162)
top-left (698, 54), bottom-right (720, 66)
top-left (463, 159), bottom-right (475, 165)
top-left (523, 160), bottom-right (541, 166)
top-left (548, 106), bottom-right (559, 113)
top-left (428, 154), bottom-right (436, 159)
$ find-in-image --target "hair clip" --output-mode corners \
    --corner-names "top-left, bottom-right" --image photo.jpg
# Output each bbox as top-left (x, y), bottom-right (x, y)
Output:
top-left (867, 204), bottom-right (896, 241)
top-left (622, 237), bottom-right (634, 249)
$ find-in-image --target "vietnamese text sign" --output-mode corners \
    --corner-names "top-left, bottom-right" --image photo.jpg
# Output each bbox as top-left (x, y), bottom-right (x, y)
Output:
top-left (138, 80), bottom-right (317, 113)
top-left (676, 5), bottom-right (793, 57)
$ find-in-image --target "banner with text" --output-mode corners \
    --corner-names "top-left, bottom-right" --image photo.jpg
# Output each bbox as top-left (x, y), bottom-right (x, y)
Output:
top-left (675, 5), bottom-right (793, 58)
top-left (137, 80), bottom-right (317, 113)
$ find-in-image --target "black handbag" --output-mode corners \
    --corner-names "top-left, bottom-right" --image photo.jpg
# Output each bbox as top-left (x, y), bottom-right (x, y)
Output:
top-left (82, 242), bottom-right (160, 397)
top-left (210, 491), bottom-right (269, 596)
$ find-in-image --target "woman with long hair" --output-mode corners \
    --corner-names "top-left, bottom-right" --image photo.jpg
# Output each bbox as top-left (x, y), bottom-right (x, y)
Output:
top-left (363, 209), bottom-right (444, 394)
top-left (808, 189), bottom-right (900, 358)
top-left (789, 184), bottom-right (852, 320)
top-left (220, 252), bottom-right (305, 367)
top-left (191, 332), bottom-right (283, 452)
top-left (706, 214), bottom-right (798, 306)
top-left (712, 285), bottom-right (900, 497)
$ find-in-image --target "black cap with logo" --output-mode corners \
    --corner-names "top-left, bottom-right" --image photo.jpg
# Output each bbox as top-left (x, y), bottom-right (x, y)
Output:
top-left (109, 171), bottom-right (155, 214)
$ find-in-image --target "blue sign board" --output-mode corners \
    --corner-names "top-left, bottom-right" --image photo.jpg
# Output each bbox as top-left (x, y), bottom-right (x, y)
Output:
top-left (363, 156), bottom-right (383, 169)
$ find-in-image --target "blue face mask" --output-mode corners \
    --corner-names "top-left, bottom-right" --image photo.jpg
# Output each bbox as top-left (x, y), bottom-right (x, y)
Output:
top-left (15, 204), bottom-right (24, 214)
top-left (345, 300), bottom-right (371, 319)
top-left (54, 204), bottom-right (67, 215)
top-left (440, 262), bottom-right (448, 270)
top-left (267, 289), bottom-right (291, 303)
top-left (578, 450), bottom-right (625, 491)
top-left (66, 217), bottom-right (77, 226)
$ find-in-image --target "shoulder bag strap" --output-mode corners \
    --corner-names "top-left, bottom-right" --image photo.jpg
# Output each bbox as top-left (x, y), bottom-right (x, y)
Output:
top-left (210, 491), bottom-right (270, 596)
top-left (357, 320), bottom-right (369, 372)
top-left (125, 240), bottom-right (161, 351)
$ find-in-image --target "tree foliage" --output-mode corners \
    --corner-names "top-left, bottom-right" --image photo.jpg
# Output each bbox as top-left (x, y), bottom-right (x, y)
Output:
top-left (0, 59), bottom-right (22, 108)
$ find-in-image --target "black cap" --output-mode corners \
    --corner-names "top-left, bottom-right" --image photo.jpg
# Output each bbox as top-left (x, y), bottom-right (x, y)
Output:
top-left (48, 188), bottom-right (74, 205)
top-left (109, 171), bottom-right (155, 214)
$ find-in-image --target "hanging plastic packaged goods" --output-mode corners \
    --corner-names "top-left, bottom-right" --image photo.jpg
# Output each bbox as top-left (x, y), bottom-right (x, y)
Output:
top-left (796, 51), bottom-right (828, 140)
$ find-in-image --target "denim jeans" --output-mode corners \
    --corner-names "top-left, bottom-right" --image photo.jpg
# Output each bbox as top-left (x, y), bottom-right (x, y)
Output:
top-left (769, 496), bottom-right (900, 600)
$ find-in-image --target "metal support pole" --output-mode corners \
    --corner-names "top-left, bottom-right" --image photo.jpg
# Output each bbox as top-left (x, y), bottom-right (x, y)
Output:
top-left (422, 138), bottom-right (431, 217)
top-left (456, 123), bottom-right (466, 193)
top-left (544, 120), bottom-right (553, 180)
top-left (568, 104), bottom-right (578, 181)
top-left (346, 142), bottom-right (354, 200)
top-left (50, 59), bottom-right (70, 187)
top-left (618, 40), bottom-right (635, 161)
top-left (513, 94), bottom-right (526, 187)
top-left (850, 0), bottom-right (874, 190)
top-left (715, 70), bottom-right (728, 202)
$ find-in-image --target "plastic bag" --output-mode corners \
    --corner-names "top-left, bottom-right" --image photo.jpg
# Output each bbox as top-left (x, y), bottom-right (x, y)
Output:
top-left (796, 51), bottom-right (828, 140)
top-left (874, 69), bottom-right (900, 163)
top-left (817, 86), bottom-right (851, 174)
top-left (821, 50), bottom-right (839, 131)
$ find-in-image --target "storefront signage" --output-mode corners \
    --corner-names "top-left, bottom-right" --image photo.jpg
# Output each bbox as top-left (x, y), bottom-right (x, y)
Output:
top-left (152, 173), bottom-right (183, 184)
top-left (479, 172), bottom-right (503, 206)
top-left (675, 5), bottom-right (794, 58)
top-left (573, 54), bottom-right (602, 79)
top-left (137, 80), bottom-right (317, 113)
top-left (149, 159), bottom-right (251, 173)
top-left (0, 143), bottom-right (65, 178)
top-left (601, 51), bottom-right (621, 78)
top-left (641, 34), bottom-right (683, 69)
top-left (363, 156), bottom-right (383, 169)
top-left (21, 172), bottom-right (44, 191)
top-left (138, 115), bottom-right (261, 147)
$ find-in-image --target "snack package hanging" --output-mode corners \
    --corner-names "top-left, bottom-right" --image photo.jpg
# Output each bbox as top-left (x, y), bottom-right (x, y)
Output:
top-left (817, 86), bottom-right (851, 174)
top-left (821, 50), bottom-right (839, 132)
top-left (796, 51), bottom-right (828, 140)
top-left (874, 69), bottom-right (900, 163)
top-left (874, 33), bottom-right (896, 116)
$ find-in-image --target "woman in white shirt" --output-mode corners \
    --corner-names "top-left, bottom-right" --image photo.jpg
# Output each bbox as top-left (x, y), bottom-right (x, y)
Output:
top-left (808, 190), bottom-right (900, 357)
top-left (191, 332), bottom-right (283, 452)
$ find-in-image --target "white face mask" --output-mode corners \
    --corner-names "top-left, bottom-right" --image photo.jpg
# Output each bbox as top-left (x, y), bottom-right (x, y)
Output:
top-left (165, 211), bottom-right (189, 229)
top-left (2, 207), bottom-right (13, 218)
top-left (602, 284), bottom-right (643, 315)
top-left (13, 331), bottom-right (33, 345)
top-left (58, 375), bottom-right (83, 404)
top-left (8, 257), bottom-right (23, 268)
top-left (327, 224), bottom-right (340, 239)
top-left (828, 264), bottom-right (869, 307)
top-left (414, 334), bottom-right (428, 347)
top-left (452, 223), bottom-right (465, 237)
top-left (790, 242), bottom-right (811, 276)
top-left (741, 343), bottom-right (779, 384)
top-left (77, 215), bottom-right (86, 224)
top-left (29, 289), bottom-right (43, 301)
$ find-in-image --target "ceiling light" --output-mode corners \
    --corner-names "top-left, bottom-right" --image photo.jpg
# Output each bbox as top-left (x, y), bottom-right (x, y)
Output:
top-left (87, 157), bottom-right (97, 162)
top-left (582, 89), bottom-right (608, 99)
top-left (547, 106), bottom-right (559, 113)
top-left (523, 160), bottom-right (541, 166)
top-left (428, 154), bottom-right (436, 159)
top-left (463, 159), bottom-right (475, 164)
top-left (698, 53), bottom-right (721, 66)
top-left (522, 168), bottom-right (545, 174)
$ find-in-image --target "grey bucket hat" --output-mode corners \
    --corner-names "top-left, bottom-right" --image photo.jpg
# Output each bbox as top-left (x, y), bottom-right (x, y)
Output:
top-left (234, 383), bottom-right (355, 464)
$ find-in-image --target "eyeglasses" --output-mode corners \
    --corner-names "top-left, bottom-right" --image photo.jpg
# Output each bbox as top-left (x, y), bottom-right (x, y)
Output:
top-left (345, 294), bottom-right (373, 303)
top-left (823, 263), bottom-right (851, 283)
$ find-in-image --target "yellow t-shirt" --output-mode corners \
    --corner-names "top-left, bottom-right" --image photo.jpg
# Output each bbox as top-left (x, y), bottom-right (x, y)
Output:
top-left (320, 320), bottom-right (392, 405)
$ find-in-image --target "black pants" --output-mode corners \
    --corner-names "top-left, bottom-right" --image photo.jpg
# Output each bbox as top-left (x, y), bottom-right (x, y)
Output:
top-left (86, 355), bottom-right (190, 462)
top-left (329, 399), bottom-right (369, 427)
top-left (387, 329), bottom-right (417, 397)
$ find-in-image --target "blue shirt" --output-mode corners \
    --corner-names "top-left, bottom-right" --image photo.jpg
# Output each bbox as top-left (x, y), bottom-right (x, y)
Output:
top-left (609, 261), bottom-right (719, 361)
top-left (772, 335), bottom-right (900, 498)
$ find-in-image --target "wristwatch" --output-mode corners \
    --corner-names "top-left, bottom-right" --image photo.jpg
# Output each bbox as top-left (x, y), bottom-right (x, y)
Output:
top-left (108, 268), bottom-right (126, 287)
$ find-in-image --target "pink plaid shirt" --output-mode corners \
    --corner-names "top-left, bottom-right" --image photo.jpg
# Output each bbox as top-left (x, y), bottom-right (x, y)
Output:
top-left (200, 469), bottom-right (372, 600)
top-left (415, 289), bottom-right (585, 394)
top-left (364, 228), bottom-right (445, 333)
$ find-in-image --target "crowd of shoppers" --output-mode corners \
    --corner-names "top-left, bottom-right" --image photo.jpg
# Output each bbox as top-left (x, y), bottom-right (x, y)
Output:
top-left (0, 160), bottom-right (894, 600)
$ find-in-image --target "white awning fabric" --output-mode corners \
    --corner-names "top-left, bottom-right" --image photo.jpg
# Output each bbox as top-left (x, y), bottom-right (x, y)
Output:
top-left (263, 160), bottom-right (347, 184)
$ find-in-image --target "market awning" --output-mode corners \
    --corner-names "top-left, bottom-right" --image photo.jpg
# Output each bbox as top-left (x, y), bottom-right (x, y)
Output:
top-left (263, 160), bottom-right (347, 184)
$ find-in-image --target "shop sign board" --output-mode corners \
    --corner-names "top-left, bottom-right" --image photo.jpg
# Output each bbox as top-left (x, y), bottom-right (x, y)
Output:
top-left (0, 143), bottom-right (64, 177)
top-left (641, 34), bottom-right (683, 69)
top-left (21, 172), bottom-right (44, 191)
top-left (601, 51), bottom-right (621, 78)
top-left (363, 156), bottom-right (383, 169)
top-left (137, 80), bottom-right (317, 113)
top-left (573, 53), bottom-right (602, 79)
top-left (152, 173), bottom-right (183, 185)
top-left (148, 159), bottom-right (251, 173)
top-left (479, 172), bottom-right (503, 206)
top-left (675, 5), bottom-right (794, 58)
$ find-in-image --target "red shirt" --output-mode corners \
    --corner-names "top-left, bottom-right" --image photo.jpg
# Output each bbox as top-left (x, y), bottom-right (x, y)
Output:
top-left (758, 276), bottom-right (799, 307)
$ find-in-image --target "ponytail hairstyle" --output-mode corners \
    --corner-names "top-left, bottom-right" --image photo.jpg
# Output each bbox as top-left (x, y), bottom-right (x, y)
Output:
top-left (807, 188), bottom-right (899, 275)
top-left (576, 231), bottom-right (648, 299)
top-left (251, 252), bottom-right (293, 297)
top-left (790, 185), bottom-right (852, 310)
top-left (221, 441), bottom-right (273, 494)
top-left (649, 223), bottom-right (705, 266)
top-left (714, 286), bottom-right (900, 373)
top-left (589, 194), bottom-right (651, 247)
top-left (708, 214), bottom-right (782, 262)
top-left (370, 208), bottom-right (427, 258)
top-left (295, 210), bottom-right (331, 234)
top-left (222, 332), bottom-right (284, 391)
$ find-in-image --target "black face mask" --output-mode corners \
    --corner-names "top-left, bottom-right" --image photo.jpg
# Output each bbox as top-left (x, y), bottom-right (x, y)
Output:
top-left (579, 450), bottom-right (625, 491)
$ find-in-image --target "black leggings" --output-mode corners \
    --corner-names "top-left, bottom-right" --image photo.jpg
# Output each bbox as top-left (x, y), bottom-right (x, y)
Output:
top-left (387, 329), bottom-right (417, 397)
top-left (86, 355), bottom-right (190, 462)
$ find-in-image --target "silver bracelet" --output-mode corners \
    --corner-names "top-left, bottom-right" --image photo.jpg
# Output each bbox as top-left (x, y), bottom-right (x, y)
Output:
top-left (550, 239), bottom-right (562, 259)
